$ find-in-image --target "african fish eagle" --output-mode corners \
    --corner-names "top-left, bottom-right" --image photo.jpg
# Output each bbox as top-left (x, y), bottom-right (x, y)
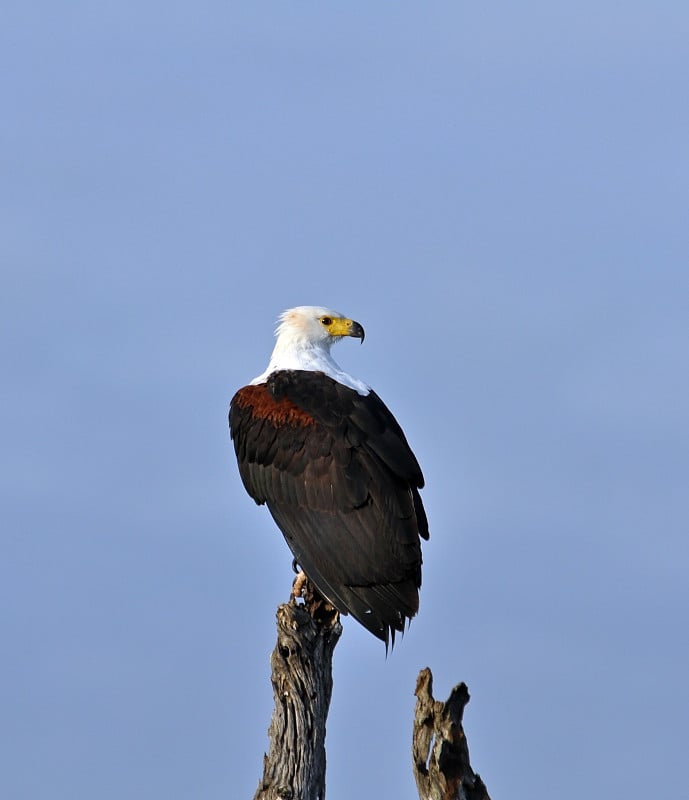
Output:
top-left (229, 306), bottom-right (429, 646)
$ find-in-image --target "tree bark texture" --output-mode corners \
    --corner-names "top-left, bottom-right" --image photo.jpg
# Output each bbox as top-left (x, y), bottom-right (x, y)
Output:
top-left (412, 667), bottom-right (491, 800)
top-left (253, 593), bottom-right (342, 800)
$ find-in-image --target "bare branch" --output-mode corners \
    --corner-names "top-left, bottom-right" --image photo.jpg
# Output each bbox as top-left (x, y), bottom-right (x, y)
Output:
top-left (412, 667), bottom-right (490, 800)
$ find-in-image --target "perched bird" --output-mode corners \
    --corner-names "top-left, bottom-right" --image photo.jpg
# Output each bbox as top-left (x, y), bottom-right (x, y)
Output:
top-left (229, 306), bottom-right (429, 646)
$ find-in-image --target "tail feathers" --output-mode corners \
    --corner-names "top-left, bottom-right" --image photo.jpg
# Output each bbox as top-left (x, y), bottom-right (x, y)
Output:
top-left (301, 566), bottom-right (419, 648)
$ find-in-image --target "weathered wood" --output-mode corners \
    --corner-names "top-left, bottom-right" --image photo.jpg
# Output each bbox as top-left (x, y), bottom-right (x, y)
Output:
top-left (412, 667), bottom-right (490, 800)
top-left (253, 589), bottom-right (342, 800)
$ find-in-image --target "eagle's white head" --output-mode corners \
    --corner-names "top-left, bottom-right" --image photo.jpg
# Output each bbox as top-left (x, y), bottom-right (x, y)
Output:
top-left (275, 306), bottom-right (365, 349)
top-left (251, 306), bottom-right (369, 395)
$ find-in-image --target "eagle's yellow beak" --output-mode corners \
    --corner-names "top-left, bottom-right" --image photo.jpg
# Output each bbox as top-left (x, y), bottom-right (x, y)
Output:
top-left (329, 317), bottom-right (365, 343)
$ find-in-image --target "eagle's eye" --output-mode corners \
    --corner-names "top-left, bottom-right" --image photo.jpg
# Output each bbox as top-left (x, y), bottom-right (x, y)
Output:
top-left (320, 316), bottom-right (333, 326)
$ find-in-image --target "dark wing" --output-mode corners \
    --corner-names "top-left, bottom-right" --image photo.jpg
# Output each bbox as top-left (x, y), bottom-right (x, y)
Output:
top-left (229, 370), bottom-right (429, 646)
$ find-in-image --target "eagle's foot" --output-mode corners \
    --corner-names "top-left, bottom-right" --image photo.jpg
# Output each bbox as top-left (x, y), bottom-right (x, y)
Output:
top-left (290, 570), bottom-right (340, 629)
top-left (291, 569), bottom-right (308, 601)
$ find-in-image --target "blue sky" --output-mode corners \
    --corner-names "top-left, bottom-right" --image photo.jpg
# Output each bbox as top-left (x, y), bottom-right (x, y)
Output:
top-left (2, 2), bottom-right (688, 798)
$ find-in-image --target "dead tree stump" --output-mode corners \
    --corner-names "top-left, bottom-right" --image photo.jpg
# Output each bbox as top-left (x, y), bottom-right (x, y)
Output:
top-left (253, 590), bottom-right (342, 800)
top-left (252, 593), bottom-right (491, 799)
top-left (412, 667), bottom-right (490, 800)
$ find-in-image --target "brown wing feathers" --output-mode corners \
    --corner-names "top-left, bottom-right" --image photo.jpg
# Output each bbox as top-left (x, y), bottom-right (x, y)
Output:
top-left (229, 370), bottom-right (428, 645)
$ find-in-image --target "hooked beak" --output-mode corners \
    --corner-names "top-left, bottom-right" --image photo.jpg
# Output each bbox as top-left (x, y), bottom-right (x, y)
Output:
top-left (328, 316), bottom-right (366, 343)
top-left (349, 320), bottom-right (365, 343)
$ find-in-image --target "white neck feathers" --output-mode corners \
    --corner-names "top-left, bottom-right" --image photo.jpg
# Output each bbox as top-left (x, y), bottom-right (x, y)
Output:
top-left (250, 330), bottom-right (370, 395)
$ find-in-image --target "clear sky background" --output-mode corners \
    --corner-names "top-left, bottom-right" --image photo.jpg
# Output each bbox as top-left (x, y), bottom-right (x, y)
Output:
top-left (2, 2), bottom-right (688, 798)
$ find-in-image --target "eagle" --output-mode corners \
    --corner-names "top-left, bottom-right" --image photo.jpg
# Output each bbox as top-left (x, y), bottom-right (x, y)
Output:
top-left (229, 306), bottom-right (429, 646)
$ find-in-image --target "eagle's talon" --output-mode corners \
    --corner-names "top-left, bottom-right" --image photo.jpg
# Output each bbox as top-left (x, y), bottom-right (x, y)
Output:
top-left (291, 570), bottom-right (308, 601)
